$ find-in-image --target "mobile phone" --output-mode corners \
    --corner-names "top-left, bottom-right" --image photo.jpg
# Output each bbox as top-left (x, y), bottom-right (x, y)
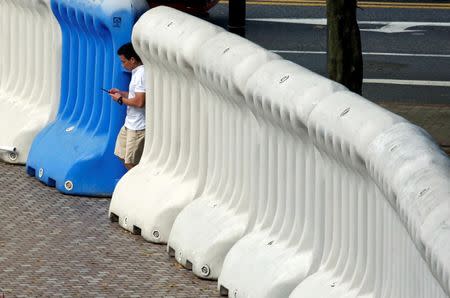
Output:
top-left (100, 88), bottom-right (110, 93)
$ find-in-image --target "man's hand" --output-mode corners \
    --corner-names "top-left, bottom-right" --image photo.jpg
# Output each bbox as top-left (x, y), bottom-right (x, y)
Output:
top-left (110, 92), bottom-right (122, 102)
top-left (109, 88), bottom-right (121, 95)
top-left (109, 88), bottom-right (129, 98)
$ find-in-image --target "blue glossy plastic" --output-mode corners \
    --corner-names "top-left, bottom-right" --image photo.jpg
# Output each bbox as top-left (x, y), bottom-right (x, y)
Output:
top-left (26, 0), bottom-right (148, 196)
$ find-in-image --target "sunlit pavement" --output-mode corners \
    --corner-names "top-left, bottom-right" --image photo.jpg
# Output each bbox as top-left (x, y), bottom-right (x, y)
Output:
top-left (0, 162), bottom-right (218, 297)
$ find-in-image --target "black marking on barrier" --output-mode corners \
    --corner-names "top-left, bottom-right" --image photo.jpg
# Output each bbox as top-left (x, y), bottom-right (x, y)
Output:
top-left (418, 187), bottom-right (430, 198)
top-left (113, 16), bottom-right (122, 28)
top-left (340, 107), bottom-right (350, 117)
top-left (279, 75), bottom-right (289, 83)
top-left (390, 144), bottom-right (399, 152)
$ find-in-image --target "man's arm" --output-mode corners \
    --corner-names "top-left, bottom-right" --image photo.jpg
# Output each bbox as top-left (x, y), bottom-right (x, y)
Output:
top-left (109, 88), bottom-right (129, 98)
top-left (110, 91), bottom-right (145, 108)
top-left (122, 92), bottom-right (145, 108)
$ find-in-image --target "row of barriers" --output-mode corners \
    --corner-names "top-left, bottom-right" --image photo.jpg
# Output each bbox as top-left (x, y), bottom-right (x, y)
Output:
top-left (0, 0), bottom-right (148, 196)
top-left (1, 1), bottom-right (449, 297)
top-left (109, 6), bottom-right (450, 298)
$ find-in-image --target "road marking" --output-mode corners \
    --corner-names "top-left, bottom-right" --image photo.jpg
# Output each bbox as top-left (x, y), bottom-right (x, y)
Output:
top-left (247, 18), bottom-right (450, 33)
top-left (363, 79), bottom-right (450, 87)
top-left (272, 50), bottom-right (450, 58)
top-left (270, 51), bottom-right (450, 87)
top-left (219, 0), bottom-right (450, 9)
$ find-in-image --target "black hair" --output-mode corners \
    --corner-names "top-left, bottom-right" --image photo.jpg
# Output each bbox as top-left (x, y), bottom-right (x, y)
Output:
top-left (117, 42), bottom-right (142, 63)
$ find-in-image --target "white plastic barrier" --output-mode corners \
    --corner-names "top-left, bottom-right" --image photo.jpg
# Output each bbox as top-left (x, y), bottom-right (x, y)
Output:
top-left (220, 84), bottom-right (449, 297)
top-left (109, 7), bottom-right (223, 241)
top-left (167, 31), bottom-right (280, 279)
top-left (218, 61), bottom-right (349, 296)
top-left (286, 98), bottom-right (450, 298)
top-left (109, 6), bottom-right (450, 297)
top-left (0, 0), bottom-right (61, 164)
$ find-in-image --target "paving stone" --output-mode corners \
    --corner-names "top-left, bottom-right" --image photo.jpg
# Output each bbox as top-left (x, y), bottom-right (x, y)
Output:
top-left (0, 162), bottom-right (219, 297)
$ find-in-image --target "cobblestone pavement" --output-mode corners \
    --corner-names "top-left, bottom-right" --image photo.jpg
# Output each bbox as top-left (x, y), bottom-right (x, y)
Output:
top-left (0, 162), bottom-right (219, 297)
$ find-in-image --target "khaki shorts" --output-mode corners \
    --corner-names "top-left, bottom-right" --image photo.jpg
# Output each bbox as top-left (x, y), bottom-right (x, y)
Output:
top-left (114, 126), bottom-right (145, 165)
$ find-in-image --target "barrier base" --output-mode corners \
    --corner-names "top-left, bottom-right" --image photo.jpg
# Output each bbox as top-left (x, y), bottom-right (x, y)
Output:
top-left (0, 102), bottom-right (52, 164)
top-left (168, 197), bottom-right (247, 280)
top-left (26, 121), bottom-right (125, 197)
top-left (218, 231), bottom-right (312, 297)
top-left (109, 164), bottom-right (200, 243)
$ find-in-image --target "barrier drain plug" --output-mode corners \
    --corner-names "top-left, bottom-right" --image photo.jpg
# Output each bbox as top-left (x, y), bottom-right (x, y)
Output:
top-left (234, 289), bottom-right (238, 298)
top-left (176, 251), bottom-right (183, 262)
top-left (8, 152), bottom-right (18, 161)
top-left (123, 217), bottom-right (128, 227)
top-left (152, 230), bottom-right (160, 240)
top-left (38, 168), bottom-right (44, 178)
top-left (200, 265), bottom-right (210, 277)
top-left (64, 180), bottom-right (74, 191)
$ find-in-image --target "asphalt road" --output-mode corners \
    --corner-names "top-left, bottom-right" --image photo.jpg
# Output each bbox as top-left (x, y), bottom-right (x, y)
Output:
top-left (204, 1), bottom-right (450, 104)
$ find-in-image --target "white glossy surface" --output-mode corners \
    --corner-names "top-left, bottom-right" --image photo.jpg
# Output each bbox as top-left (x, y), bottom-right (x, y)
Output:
top-left (109, 7), bottom-right (222, 245)
top-left (168, 31), bottom-right (280, 279)
top-left (0, 0), bottom-right (61, 164)
top-left (109, 6), bottom-right (450, 297)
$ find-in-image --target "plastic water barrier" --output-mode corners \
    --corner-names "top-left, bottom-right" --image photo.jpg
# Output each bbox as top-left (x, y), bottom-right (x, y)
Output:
top-left (26, 0), bottom-right (148, 196)
top-left (0, 0), bottom-right (61, 164)
top-left (110, 6), bottom-right (450, 297)
top-left (109, 7), bottom-right (225, 241)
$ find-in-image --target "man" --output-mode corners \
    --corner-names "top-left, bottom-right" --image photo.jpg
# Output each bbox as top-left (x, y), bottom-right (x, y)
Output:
top-left (109, 43), bottom-right (145, 170)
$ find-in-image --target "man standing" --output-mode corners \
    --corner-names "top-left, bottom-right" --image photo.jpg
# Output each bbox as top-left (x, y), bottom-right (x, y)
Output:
top-left (110, 43), bottom-right (145, 170)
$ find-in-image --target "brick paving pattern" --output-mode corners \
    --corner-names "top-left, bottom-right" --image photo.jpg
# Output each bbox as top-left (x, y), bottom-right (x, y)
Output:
top-left (0, 162), bottom-right (219, 297)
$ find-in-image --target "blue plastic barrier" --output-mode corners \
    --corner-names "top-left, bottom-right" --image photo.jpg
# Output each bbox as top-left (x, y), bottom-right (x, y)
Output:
top-left (26, 0), bottom-right (148, 196)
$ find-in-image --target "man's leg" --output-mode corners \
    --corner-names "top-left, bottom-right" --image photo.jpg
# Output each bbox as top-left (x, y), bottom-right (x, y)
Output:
top-left (114, 126), bottom-right (127, 166)
top-left (124, 129), bottom-right (145, 171)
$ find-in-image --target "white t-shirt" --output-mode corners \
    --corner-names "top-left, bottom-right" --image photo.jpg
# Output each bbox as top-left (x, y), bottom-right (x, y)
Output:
top-left (124, 65), bottom-right (146, 130)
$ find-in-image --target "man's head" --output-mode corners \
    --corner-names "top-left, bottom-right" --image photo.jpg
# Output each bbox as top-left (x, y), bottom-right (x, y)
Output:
top-left (117, 42), bottom-right (142, 71)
